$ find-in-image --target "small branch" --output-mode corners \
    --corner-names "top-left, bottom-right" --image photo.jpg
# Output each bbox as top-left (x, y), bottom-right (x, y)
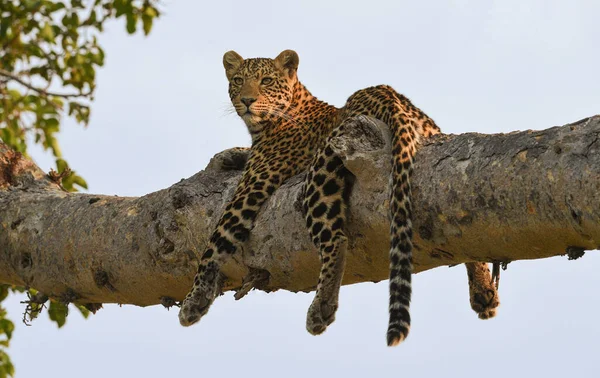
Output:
top-left (0, 68), bottom-right (92, 99)
top-left (47, 167), bottom-right (71, 187)
top-left (234, 268), bottom-right (271, 300)
top-left (20, 291), bottom-right (49, 326)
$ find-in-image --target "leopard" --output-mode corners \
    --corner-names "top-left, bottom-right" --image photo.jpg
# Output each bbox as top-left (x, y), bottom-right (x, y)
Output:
top-left (179, 49), bottom-right (500, 346)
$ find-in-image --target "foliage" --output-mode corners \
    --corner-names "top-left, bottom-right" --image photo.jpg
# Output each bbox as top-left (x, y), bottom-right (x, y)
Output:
top-left (0, 0), bottom-right (160, 191)
top-left (0, 1), bottom-right (161, 375)
top-left (0, 285), bottom-right (91, 377)
top-left (0, 286), bottom-right (16, 378)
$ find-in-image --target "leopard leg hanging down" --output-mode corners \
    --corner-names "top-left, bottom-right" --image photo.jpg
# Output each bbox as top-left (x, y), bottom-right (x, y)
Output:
top-left (178, 177), bottom-right (269, 326)
top-left (465, 262), bottom-right (500, 319)
top-left (303, 85), bottom-right (440, 346)
top-left (303, 122), bottom-right (355, 335)
top-left (179, 137), bottom-right (307, 326)
top-left (302, 141), bottom-right (501, 339)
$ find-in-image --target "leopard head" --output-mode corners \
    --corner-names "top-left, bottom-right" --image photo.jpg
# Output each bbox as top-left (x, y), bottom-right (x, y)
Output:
top-left (223, 49), bottom-right (299, 136)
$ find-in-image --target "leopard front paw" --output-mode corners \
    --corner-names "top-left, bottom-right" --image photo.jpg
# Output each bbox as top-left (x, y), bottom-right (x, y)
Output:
top-left (306, 296), bottom-right (338, 335)
top-left (206, 147), bottom-right (250, 171)
top-left (471, 288), bottom-right (500, 319)
top-left (178, 289), bottom-right (214, 327)
top-left (477, 308), bottom-right (497, 320)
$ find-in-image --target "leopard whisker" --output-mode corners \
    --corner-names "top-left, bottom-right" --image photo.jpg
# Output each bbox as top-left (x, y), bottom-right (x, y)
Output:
top-left (221, 102), bottom-right (239, 118)
top-left (268, 107), bottom-right (301, 127)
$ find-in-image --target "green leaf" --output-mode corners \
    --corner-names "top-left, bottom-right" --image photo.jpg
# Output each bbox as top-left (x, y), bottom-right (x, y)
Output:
top-left (82, 9), bottom-right (97, 26)
top-left (7, 90), bottom-right (22, 101)
top-left (0, 349), bottom-right (15, 377)
top-left (68, 102), bottom-right (91, 125)
top-left (75, 305), bottom-right (90, 319)
top-left (0, 320), bottom-right (14, 340)
top-left (71, 174), bottom-right (88, 190)
top-left (0, 286), bottom-right (8, 302)
top-left (45, 118), bottom-right (60, 133)
top-left (71, 0), bottom-right (84, 9)
top-left (22, 0), bottom-right (38, 11)
top-left (48, 301), bottom-right (67, 328)
top-left (61, 14), bottom-right (71, 27)
top-left (47, 2), bottom-right (66, 12)
top-left (56, 158), bottom-right (68, 173)
top-left (40, 23), bottom-right (55, 42)
top-left (142, 14), bottom-right (152, 35)
top-left (8, 287), bottom-right (24, 294)
top-left (43, 133), bottom-right (62, 158)
top-left (126, 12), bottom-right (138, 34)
top-left (114, 0), bottom-right (130, 17)
top-left (144, 5), bottom-right (158, 18)
top-left (48, 96), bottom-right (64, 110)
top-left (59, 169), bottom-right (87, 192)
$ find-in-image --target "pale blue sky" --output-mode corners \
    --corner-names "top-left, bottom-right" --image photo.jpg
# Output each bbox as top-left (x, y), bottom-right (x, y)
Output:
top-left (4, 1), bottom-right (600, 377)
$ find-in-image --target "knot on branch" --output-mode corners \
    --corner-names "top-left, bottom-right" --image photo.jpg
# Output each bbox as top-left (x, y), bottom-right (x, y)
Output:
top-left (566, 246), bottom-right (586, 260)
top-left (93, 269), bottom-right (116, 291)
top-left (0, 148), bottom-right (24, 188)
top-left (326, 116), bottom-right (391, 192)
top-left (59, 288), bottom-right (80, 304)
top-left (0, 143), bottom-right (50, 188)
top-left (160, 296), bottom-right (179, 309)
top-left (330, 115), bottom-right (389, 159)
top-left (83, 303), bottom-right (103, 314)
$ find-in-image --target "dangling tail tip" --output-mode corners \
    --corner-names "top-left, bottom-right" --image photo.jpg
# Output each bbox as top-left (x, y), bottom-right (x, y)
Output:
top-left (386, 328), bottom-right (409, 347)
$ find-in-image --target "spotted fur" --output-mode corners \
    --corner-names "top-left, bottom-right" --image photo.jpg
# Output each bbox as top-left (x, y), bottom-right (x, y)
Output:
top-left (179, 50), bottom-right (499, 345)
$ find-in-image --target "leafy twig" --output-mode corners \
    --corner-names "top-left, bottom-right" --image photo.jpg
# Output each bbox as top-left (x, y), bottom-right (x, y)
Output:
top-left (0, 69), bottom-right (92, 99)
top-left (20, 291), bottom-right (49, 326)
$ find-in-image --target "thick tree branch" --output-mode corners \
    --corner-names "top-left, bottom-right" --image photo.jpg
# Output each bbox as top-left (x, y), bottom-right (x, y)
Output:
top-left (0, 115), bottom-right (599, 307)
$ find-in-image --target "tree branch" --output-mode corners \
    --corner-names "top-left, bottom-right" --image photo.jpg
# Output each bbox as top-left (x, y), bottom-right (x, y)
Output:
top-left (0, 68), bottom-right (92, 99)
top-left (0, 115), bottom-right (599, 307)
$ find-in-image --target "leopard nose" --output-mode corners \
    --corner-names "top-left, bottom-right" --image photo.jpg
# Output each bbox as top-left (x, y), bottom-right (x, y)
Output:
top-left (241, 97), bottom-right (256, 107)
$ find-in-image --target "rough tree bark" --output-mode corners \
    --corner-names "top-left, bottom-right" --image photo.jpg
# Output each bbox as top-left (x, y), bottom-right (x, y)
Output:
top-left (0, 115), bottom-right (598, 308)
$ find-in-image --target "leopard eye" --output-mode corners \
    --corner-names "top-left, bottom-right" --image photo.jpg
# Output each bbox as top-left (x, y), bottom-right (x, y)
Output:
top-left (261, 77), bottom-right (273, 85)
top-left (233, 77), bottom-right (243, 85)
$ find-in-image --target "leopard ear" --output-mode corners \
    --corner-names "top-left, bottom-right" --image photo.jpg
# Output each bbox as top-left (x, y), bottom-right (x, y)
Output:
top-left (274, 49), bottom-right (299, 77)
top-left (223, 51), bottom-right (244, 80)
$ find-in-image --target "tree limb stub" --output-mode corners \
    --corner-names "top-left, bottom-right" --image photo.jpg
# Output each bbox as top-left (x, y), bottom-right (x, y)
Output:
top-left (1, 115), bottom-right (599, 307)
